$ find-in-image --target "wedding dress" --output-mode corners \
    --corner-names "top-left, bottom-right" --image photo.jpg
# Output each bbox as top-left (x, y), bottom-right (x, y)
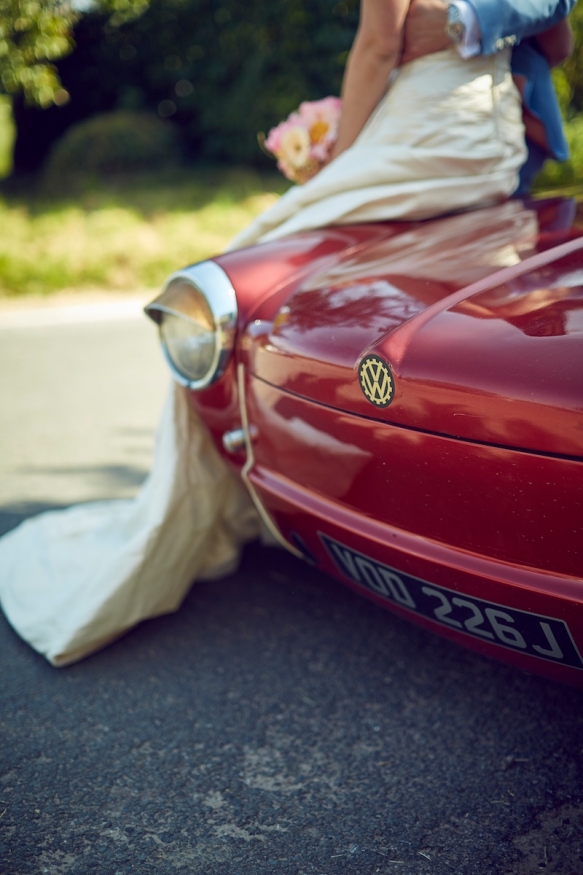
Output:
top-left (0, 48), bottom-right (526, 665)
top-left (228, 49), bottom-right (526, 249)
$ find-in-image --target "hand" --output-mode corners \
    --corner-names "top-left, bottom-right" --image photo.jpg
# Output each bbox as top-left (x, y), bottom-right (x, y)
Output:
top-left (401, 0), bottom-right (451, 65)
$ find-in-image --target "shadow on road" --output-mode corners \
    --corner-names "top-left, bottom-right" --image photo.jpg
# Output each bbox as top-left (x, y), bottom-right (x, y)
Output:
top-left (8, 462), bottom-right (149, 490)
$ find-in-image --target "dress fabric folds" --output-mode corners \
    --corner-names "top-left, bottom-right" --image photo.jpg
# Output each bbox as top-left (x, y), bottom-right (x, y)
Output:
top-left (0, 384), bottom-right (260, 666)
top-left (0, 48), bottom-right (526, 666)
top-left (228, 49), bottom-right (526, 249)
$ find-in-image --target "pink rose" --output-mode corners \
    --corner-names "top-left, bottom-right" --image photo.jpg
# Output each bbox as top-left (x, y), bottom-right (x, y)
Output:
top-left (263, 96), bottom-right (342, 184)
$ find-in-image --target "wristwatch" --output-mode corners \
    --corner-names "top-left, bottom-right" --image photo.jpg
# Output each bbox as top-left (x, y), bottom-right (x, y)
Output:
top-left (445, 4), bottom-right (466, 45)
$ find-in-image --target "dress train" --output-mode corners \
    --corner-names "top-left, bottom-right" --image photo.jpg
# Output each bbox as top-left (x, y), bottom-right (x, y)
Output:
top-left (0, 383), bottom-right (260, 665)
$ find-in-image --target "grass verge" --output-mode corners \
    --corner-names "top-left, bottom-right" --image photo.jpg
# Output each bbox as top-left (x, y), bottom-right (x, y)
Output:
top-left (0, 166), bottom-right (289, 298)
top-left (533, 116), bottom-right (583, 191)
top-left (2, 132), bottom-right (582, 300)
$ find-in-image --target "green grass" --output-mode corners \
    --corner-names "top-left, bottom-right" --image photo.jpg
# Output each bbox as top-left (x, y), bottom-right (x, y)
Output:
top-left (0, 96), bottom-right (15, 179)
top-left (533, 116), bottom-right (583, 191)
top-left (2, 110), bottom-right (582, 300)
top-left (0, 167), bottom-right (289, 298)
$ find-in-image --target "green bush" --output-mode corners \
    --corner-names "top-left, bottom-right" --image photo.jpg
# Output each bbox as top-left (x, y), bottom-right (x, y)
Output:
top-left (44, 110), bottom-right (183, 183)
top-left (534, 115), bottom-right (583, 190)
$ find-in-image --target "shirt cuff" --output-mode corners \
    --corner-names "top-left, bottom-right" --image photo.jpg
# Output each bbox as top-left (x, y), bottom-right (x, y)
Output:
top-left (450, 0), bottom-right (482, 58)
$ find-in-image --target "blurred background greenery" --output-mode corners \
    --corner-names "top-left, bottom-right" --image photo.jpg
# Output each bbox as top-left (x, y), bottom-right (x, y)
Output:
top-left (0, 0), bottom-right (581, 297)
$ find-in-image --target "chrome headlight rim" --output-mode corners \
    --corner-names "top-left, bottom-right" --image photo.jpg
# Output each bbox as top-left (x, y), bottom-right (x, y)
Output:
top-left (145, 260), bottom-right (238, 391)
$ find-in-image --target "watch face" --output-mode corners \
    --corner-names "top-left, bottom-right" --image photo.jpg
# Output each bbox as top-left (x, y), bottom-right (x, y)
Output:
top-left (448, 20), bottom-right (465, 42)
top-left (446, 5), bottom-right (465, 43)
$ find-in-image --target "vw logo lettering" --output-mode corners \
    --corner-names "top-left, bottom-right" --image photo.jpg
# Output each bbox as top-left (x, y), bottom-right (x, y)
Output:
top-left (358, 354), bottom-right (394, 408)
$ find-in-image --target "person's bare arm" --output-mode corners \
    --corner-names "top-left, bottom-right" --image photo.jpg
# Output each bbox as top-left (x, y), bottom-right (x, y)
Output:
top-left (533, 18), bottom-right (573, 66)
top-left (331, 0), bottom-right (411, 159)
top-left (400, 0), bottom-right (450, 64)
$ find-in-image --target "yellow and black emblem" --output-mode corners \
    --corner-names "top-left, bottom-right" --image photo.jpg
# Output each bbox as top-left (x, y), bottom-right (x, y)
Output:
top-left (358, 354), bottom-right (394, 408)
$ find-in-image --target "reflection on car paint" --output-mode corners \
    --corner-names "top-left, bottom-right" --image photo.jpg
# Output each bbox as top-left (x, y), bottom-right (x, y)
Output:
top-left (301, 201), bottom-right (539, 291)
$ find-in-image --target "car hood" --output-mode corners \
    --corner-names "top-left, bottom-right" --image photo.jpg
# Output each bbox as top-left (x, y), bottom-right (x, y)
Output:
top-left (228, 197), bottom-right (583, 458)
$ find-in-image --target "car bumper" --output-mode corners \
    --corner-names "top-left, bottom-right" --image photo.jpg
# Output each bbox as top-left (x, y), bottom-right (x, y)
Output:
top-left (237, 373), bottom-right (583, 687)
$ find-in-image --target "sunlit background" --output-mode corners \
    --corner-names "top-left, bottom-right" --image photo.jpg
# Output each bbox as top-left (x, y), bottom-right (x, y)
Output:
top-left (0, 0), bottom-right (581, 299)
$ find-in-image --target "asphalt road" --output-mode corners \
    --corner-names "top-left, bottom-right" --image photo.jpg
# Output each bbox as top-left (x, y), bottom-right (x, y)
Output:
top-left (1, 300), bottom-right (583, 875)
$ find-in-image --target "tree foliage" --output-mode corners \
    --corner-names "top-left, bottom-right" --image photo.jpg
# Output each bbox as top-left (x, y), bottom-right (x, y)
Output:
top-left (63, 0), bottom-right (357, 161)
top-left (0, 1), bottom-right (75, 106)
top-left (13, 0), bottom-right (359, 170)
top-left (553, 1), bottom-right (583, 114)
top-left (9, 0), bottom-right (582, 173)
top-left (0, 0), bottom-right (150, 107)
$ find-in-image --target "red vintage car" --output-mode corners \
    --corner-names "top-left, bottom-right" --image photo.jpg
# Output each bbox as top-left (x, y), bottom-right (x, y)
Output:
top-left (146, 196), bottom-right (583, 687)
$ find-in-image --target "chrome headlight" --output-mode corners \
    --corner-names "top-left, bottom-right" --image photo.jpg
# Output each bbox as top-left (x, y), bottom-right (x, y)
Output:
top-left (145, 261), bottom-right (238, 390)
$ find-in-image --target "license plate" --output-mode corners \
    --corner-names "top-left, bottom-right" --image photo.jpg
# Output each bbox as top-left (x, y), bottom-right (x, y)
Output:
top-left (320, 533), bottom-right (583, 670)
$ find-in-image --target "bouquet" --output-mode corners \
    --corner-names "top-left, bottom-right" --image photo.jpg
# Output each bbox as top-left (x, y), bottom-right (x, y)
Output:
top-left (262, 97), bottom-right (342, 184)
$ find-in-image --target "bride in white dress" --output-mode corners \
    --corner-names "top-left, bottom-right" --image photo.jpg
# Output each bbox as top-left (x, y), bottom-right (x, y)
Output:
top-left (0, 0), bottom-right (527, 666)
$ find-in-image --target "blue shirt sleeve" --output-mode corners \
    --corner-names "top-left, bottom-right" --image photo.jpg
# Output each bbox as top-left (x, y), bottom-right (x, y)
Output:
top-left (511, 40), bottom-right (570, 162)
top-left (467, 0), bottom-right (575, 55)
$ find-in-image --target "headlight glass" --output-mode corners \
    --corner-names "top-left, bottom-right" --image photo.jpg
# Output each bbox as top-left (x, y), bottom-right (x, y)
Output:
top-left (144, 262), bottom-right (238, 390)
top-left (160, 296), bottom-right (215, 383)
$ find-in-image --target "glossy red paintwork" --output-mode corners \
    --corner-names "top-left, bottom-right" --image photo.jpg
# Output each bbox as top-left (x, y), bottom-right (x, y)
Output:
top-left (242, 201), bottom-right (583, 457)
top-left (214, 223), bottom-right (395, 331)
top-left (245, 378), bottom-right (582, 577)
top-left (188, 195), bottom-right (583, 686)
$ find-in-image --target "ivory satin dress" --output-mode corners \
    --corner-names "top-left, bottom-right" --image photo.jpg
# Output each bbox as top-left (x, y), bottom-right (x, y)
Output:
top-left (0, 48), bottom-right (527, 666)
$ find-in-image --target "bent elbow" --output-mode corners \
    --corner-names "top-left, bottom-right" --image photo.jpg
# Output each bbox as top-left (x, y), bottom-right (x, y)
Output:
top-left (353, 27), bottom-right (402, 67)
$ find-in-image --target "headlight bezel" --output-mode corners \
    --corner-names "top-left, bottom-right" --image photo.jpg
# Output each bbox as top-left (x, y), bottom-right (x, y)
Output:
top-left (145, 261), bottom-right (238, 391)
